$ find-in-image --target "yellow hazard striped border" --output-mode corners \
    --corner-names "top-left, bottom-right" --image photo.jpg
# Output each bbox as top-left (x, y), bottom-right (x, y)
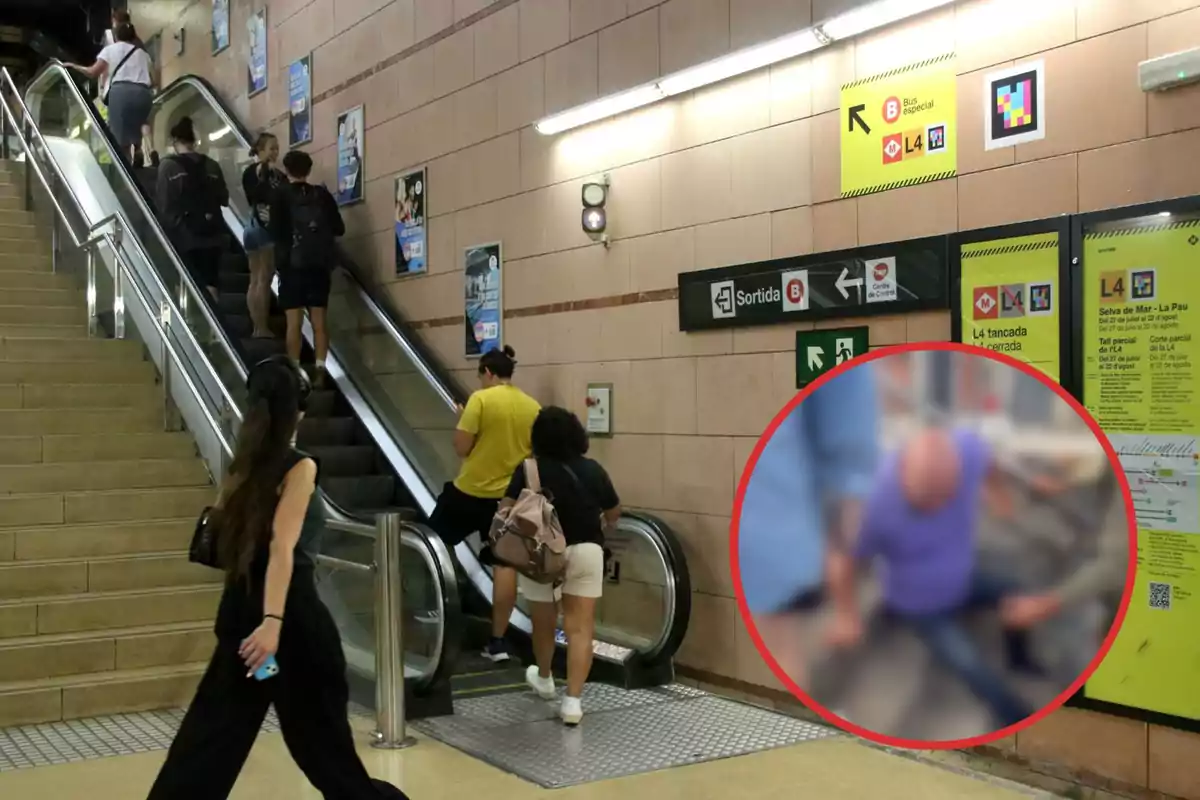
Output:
top-left (841, 52), bottom-right (956, 91)
top-left (841, 170), bottom-right (956, 198)
top-left (1083, 218), bottom-right (1200, 240)
top-left (961, 239), bottom-right (1057, 259)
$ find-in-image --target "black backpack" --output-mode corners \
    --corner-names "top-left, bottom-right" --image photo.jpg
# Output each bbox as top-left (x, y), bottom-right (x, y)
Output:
top-left (172, 155), bottom-right (225, 239)
top-left (288, 185), bottom-right (336, 271)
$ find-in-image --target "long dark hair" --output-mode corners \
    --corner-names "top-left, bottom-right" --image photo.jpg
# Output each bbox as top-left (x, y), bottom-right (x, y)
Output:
top-left (213, 357), bottom-right (308, 580)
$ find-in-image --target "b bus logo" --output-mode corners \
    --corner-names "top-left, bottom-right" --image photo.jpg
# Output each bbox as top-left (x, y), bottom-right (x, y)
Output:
top-left (973, 282), bottom-right (1054, 320)
top-left (1100, 268), bottom-right (1156, 304)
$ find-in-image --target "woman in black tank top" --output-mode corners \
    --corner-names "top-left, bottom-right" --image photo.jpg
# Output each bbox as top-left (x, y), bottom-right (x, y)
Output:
top-left (147, 356), bottom-right (406, 799)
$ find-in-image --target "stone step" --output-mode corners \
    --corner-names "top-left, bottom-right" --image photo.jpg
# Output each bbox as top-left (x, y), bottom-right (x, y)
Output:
top-left (2, 518), bottom-right (194, 561)
top-left (0, 407), bottom-right (163, 436)
top-left (6, 382), bottom-right (160, 410)
top-left (0, 209), bottom-right (36, 227)
top-left (1, 287), bottom-right (84, 307)
top-left (0, 237), bottom-right (46, 256)
top-left (0, 223), bottom-right (39, 241)
top-left (0, 622), bottom-right (213, 683)
top-left (0, 324), bottom-right (89, 339)
top-left (0, 336), bottom-right (144, 363)
top-left (0, 661), bottom-right (207, 726)
top-left (0, 269), bottom-right (71, 290)
top-left (0, 304), bottom-right (80, 326)
top-left (0, 251), bottom-right (52, 270)
top-left (0, 432), bottom-right (196, 465)
top-left (0, 358), bottom-right (153, 384)
top-left (0, 551), bottom-right (220, 600)
top-left (0, 486), bottom-right (213, 529)
top-left (0, 457), bottom-right (209, 494)
top-left (0, 584), bottom-right (222, 639)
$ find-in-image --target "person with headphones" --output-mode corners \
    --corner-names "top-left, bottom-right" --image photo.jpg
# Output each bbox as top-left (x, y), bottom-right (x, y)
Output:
top-left (146, 356), bottom-right (406, 799)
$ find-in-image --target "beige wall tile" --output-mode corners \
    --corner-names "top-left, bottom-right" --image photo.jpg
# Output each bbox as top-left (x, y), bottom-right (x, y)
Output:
top-left (730, 0), bottom-right (811, 49)
top-left (810, 41), bottom-right (854, 115)
top-left (426, 214), bottom-right (459, 273)
top-left (955, 0), bottom-right (1076, 75)
top-left (589, 434), bottom-right (665, 509)
top-left (853, 6), bottom-right (954, 79)
top-left (676, 591), bottom-right (738, 674)
top-left (656, 511), bottom-right (732, 596)
top-left (505, 244), bottom-right (630, 308)
top-left (456, 0), bottom-right (498, 21)
top-left (905, 311), bottom-right (951, 343)
top-left (659, 0), bottom-right (731, 74)
top-left (1147, 7), bottom-right (1200, 135)
top-left (958, 155), bottom-right (1078, 231)
top-left (812, 199), bottom-right (857, 252)
top-left (663, 435), bottom-right (736, 516)
top-left (276, 0), bottom-right (335, 74)
top-left (571, 0), bottom-right (629, 39)
top-left (599, 9), bottom-right (661, 95)
top-left (625, 358), bottom-right (699, 435)
top-left (1017, 26), bottom-right (1148, 163)
top-left (519, 0), bottom-right (571, 60)
top-left (693, 215), bottom-right (772, 271)
top-left (809, 110), bottom-right (840, 204)
top-left (1077, 128), bottom-right (1200, 212)
top-left (497, 57), bottom-right (547, 132)
top-left (732, 321), bottom-right (812, 355)
top-left (731, 118), bottom-right (812, 217)
top-left (474, 2), bottom-right (520, 80)
top-left (628, 227), bottom-right (697, 292)
top-left (770, 206), bottom-right (814, 258)
top-left (1149, 725), bottom-right (1200, 799)
top-left (415, 0), bottom-right (455, 40)
top-left (453, 77), bottom-right (500, 151)
top-left (597, 302), bottom-right (667, 361)
top-left (697, 354), bottom-right (787, 436)
top-left (608, 157), bottom-right (664, 240)
top-left (734, 607), bottom-right (793, 690)
top-left (956, 66), bottom-right (1017, 176)
top-left (769, 56), bottom-right (813, 124)
top-left (857, 178), bottom-right (958, 246)
top-left (673, 70), bottom-right (772, 151)
top-left (663, 324), bottom-right (734, 358)
top-left (545, 35), bottom-right (599, 114)
top-left (434, 27), bottom-right (476, 97)
top-left (332, 0), bottom-right (396, 36)
top-left (1076, 0), bottom-right (1199, 39)
top-left (629, 0), bottom-right (665, 12)
top-left (1018, 708), bottom-right (1148, 787)
top-left (456, 132), bottom-right (522, 210)
top-left (660, 139), bottom-right (734, 230)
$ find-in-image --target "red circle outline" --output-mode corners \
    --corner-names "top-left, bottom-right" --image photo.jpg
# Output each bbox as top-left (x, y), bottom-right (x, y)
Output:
top-left (728, 340), bottom-right (1139, 750)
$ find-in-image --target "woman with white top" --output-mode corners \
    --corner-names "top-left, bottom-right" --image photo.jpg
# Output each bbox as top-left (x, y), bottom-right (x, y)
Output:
top-left (66, 22), bottom-right (154, 164)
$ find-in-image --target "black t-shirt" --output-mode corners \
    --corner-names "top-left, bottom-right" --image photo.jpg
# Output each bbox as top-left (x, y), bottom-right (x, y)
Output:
top-left (504, 457), bottom-right (619, 547)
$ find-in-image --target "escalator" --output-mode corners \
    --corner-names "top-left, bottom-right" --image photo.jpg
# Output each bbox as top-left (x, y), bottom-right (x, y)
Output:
top-left (21, 64), bottom-right (691, 718)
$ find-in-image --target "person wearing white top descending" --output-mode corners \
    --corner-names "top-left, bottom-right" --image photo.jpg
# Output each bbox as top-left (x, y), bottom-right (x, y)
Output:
top-left (66, 21), bottom-right (155, 164)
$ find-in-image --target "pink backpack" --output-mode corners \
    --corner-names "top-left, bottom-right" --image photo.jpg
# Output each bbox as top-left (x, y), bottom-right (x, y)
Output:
top-left (488, 459), bottom-right (568, 584)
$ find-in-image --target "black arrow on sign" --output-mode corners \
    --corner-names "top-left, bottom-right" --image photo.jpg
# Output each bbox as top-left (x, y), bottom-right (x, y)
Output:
top-left (848, 104), bottom-right (871, 135)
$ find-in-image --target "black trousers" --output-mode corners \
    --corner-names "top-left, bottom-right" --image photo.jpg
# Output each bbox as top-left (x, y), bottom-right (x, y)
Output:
top-left (147, 580), bottom-right (406, 799)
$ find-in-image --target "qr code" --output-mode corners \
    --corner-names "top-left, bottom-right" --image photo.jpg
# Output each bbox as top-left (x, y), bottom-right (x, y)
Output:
top-left (1149, 581), bottom-right (1172, 610)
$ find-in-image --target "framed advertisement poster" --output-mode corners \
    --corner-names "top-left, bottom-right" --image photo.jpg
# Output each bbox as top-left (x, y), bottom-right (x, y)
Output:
top-left (212, 0), bottom-right (230, 55)
top-left (464, 243), bottom-right (502, 358)
top-left (288, 55), bottom-right (312, 147)
top-left (246, 8), bottom-right (267, 96)
top-left (395, 168), bottom-right (427, 276)
top-left (335, 105), bottom-right (364, 207)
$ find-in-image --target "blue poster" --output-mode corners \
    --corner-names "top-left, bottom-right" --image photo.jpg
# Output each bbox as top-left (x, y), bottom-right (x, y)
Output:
top-left (335, 105), bottom-right (364, 206)
top-left (464, 243), bottom-right (502, 358)
top-left (395, 168), bottom-right (426, 276)
top-left (288, 55), bottom-right (312, 146)
top-left (246, 9), bottom-right (267, 97)
top-left (211, 0), bottom-right (230, 54)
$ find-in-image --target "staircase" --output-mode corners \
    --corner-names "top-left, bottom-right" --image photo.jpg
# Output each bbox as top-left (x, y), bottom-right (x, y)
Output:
top-left (0, 163), bottom-right (220, 727)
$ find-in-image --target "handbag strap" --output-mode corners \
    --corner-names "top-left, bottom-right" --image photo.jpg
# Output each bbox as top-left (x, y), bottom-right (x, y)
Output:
top-left (108, 44), bottom-right (143, 85)
top-left (523, 458), bottom-right (541, 493)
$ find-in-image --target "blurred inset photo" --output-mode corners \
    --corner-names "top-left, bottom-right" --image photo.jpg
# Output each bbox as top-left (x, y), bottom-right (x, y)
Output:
top-left (733, 343), bottom-right (1134, 746)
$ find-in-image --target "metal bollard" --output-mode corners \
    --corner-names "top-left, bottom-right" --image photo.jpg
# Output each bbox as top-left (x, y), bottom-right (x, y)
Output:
top-left (373, 512), bottom-right (416, 750)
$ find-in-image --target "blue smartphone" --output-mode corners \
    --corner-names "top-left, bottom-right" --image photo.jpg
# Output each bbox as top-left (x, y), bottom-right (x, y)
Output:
top-left (253, 655), bottom-right (280, 681)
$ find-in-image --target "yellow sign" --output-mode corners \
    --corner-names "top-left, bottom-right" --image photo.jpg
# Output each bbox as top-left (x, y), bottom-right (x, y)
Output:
top-left (840, 53), bottom-right (957, 198)
top-left (959, 232), bottom-right (1060, 382)
top-left (1081, 217), bottom-right (1200, 720)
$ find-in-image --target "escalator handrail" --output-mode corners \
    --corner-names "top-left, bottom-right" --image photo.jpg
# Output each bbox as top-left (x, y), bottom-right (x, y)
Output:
top-left (154, 73), bottom-right (694, 668)
top-left (24, 62), bottom-right (248, 381)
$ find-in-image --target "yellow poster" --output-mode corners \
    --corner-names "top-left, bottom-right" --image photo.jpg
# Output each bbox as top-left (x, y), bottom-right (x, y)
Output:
top-left (959, 232), bottom-right (1060, 382)
top-left (840, 53), bottom-right (957, 198)
top-left (1081, 217), bottom-right (1200, 721)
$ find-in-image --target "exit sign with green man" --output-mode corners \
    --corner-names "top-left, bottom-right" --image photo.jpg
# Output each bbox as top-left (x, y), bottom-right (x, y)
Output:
top-left (795, 327), bottom-right (870, 388)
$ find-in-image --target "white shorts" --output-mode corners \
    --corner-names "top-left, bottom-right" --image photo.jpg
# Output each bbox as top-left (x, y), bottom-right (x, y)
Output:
top-left (519, 542), bottom-right (605, 602)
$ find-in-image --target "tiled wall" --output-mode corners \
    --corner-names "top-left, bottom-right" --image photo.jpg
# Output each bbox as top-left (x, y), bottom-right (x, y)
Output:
top-left (130, 0), bottom-right (1200, 794)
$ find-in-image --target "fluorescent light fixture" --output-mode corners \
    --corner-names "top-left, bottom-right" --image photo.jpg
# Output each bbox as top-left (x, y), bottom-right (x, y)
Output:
top-left (657, 27), bottom-right (824, 96)
top-left (534, 85), bottom-right (664, 135)
top-left (1158, 211), bottom-right (1172, 217)
top-left (819, 0), bottom-right (956, 41)
top-left (209, 126), bottom-right (231, 142)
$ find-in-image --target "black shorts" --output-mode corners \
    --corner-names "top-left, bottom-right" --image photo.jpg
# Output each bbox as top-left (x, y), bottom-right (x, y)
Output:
top-left (279, 268), bottom-right (332, 310)
top-left (180, 246), bottom-right (222, 293)
top-left (427, 481), bottom-right (500, 549)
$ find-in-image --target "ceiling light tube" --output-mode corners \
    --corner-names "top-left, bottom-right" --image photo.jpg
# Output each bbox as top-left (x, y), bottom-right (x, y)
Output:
top-left (657, 27), bottom-right (824, 96)
top-left (818, 0), bottom-right (956, 41)
top-left (534, 84), bottom-right (665, 136)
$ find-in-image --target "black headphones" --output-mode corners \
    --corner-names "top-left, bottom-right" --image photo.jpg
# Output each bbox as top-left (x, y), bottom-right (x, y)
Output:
top-left (247, 355), bottom-right (312, 413)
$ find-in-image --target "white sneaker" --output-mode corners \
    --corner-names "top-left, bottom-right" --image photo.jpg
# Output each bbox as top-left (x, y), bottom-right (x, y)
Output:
top-left (560, 695), bottom-right (583, 726)
top-left (525, 665), bottom-right (557, 700)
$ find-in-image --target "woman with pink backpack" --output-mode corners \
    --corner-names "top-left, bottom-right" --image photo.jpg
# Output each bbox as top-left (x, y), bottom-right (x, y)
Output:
top-left (495, 406), bottom-right (621, 726)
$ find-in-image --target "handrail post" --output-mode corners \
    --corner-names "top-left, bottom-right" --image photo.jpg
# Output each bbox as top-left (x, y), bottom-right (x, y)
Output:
top-left (373, 512), bottom-right (415, 750)
top-left (86, 247), bottom-right (98, 338)
top-left (113, 253), bottom-right (125, 340)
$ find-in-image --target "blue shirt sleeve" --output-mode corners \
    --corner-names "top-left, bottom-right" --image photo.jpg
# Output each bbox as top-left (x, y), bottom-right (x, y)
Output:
top-left (804, 362), bottom-right (881, 501)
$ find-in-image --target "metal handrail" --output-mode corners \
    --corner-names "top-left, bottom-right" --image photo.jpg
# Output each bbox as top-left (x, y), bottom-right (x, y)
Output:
top-left (21, 62), bottom-right (247, 381)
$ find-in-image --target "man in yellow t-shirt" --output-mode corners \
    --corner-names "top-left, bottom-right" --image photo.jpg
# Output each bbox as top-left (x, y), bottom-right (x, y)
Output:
top-left (428, 345), bottom-right (540, 662)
